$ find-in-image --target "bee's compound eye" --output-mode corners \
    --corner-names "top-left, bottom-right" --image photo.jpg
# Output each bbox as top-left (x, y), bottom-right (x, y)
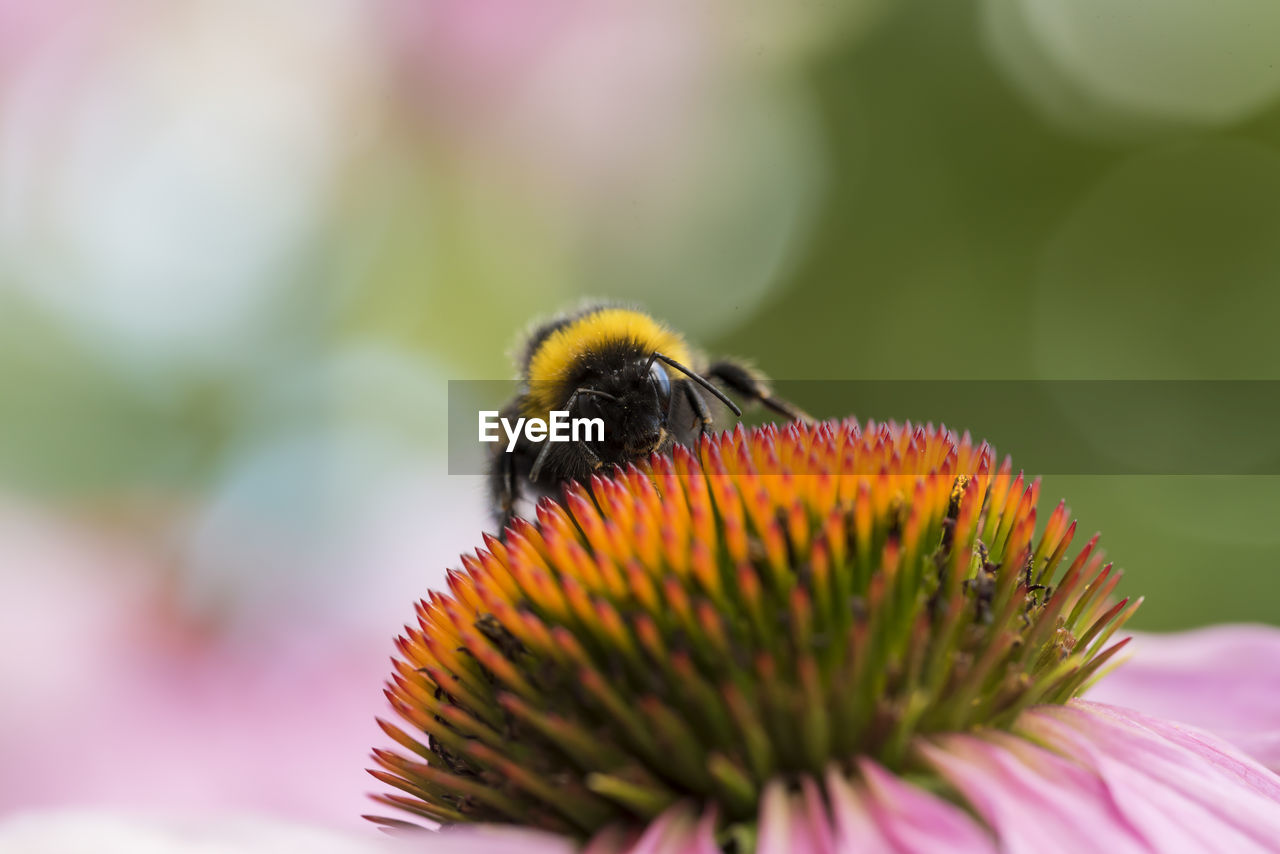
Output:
top-left (649, 360), bottom-right (672, 405)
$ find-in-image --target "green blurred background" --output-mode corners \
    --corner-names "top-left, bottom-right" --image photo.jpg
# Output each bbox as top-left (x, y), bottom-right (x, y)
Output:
top-left (4, 0), bottom-right (1280, 644)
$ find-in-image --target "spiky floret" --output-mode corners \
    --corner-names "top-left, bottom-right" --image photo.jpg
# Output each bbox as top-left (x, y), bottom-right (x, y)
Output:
top-left (369, 419), bottom-right (1138, 838)
top-left (522, 307), bottom-right (691, 418)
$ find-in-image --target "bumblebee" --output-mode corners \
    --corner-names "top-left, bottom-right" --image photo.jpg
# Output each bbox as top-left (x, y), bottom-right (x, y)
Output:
top-left (488, 303), bottom-right (809, 532)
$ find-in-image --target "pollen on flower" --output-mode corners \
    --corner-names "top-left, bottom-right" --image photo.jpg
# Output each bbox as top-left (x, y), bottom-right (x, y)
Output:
top-left (367, 419), bottom-right (1138, 838)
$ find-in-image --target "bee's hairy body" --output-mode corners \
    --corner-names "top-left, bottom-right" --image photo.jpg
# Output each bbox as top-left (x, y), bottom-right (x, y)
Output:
top-left (488, 303), bottom-right (808, 534)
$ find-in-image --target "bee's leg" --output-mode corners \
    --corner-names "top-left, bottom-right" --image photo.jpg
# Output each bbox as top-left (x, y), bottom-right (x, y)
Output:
top-left (489, 447), bottom-right (520, 535)
top-left (531, 437), bottom-right (602, 483)
top-left (539, 387), bottom-right (611, 481)
top-left (529, 438), bottom-right (553, 484)
top-left (704, 360), bottom-right (812, 423)
top-left (577, 440), bottom-right (603, 474)
top-left (684, 380), bottom-right (716, 439)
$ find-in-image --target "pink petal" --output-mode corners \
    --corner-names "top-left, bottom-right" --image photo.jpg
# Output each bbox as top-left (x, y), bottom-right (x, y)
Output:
top-left (1016, 701), bottom-right (1280, 853)
top-left (420, 824), bottom-right (579, 854)
top-left (820, 770), bottom-right (896, 854)
top-left (1087, 625), bottom-right (1280, 770)
top-left (0, 809), bottom-right (407, 854)
top-left (846, 759), bottom-right (996, 853)
top-left (599, 803), bottom-right (717, 854)
top-left (920, 732), bottom-right (1150, 854)
top-left (583, 824), bottom-right (642, 854)
top-left (756, 778), bottom-right (836, 854)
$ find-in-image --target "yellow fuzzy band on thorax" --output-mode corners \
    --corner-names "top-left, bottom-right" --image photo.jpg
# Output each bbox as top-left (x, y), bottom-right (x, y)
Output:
top-left (524, 309), bottom-right (691, 416)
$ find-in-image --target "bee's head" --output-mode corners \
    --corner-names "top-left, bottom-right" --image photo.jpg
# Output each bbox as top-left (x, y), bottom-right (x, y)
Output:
top-left (570, 356), bottom-right (673, 461)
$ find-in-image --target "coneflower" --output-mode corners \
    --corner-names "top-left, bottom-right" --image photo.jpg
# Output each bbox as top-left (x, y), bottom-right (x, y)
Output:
top-left (368, 420), bottom-right (1280, 852)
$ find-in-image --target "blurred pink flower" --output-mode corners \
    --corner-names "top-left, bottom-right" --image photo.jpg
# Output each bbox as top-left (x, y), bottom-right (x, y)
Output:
top-left (382, 0), bottom-right (585, 116)
top-left (372, 0), bottom-right (824, 336)
top-left (379, 0), bottom-right (718, 213)
top-left (0, 503), bottom-right (383, 829)
top-left (0, 472), bottom-right (485, 832)
top-left (0, 0), bottom-right (104, 74)
top-left (0, 0), bottom-right (381, 366)
top-left (0, 810), bottom-right (405, 854)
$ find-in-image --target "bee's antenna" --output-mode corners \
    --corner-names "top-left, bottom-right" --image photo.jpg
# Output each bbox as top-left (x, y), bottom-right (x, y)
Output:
top-left (651, 352), bottom-right (742, 417)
